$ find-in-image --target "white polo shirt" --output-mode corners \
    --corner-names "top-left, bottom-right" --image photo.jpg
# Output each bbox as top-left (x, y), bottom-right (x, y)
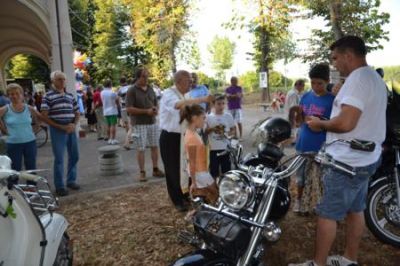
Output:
top-left (326, 66), bottom-right (387, 167)
top-left (159, 88), bottom-right (184, 133)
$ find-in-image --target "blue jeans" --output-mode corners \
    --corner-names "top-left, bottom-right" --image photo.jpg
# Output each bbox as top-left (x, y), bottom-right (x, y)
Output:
top-left (49, 126), bottom-right (79, 189)
top-left (316, 159), bottom-right (380, 221)
top-left (7, 140), bottom-right (37, 171)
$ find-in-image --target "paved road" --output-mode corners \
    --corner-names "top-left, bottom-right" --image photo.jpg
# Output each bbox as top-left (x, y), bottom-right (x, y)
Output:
top-left (36, 106), bottom-right (284, 197)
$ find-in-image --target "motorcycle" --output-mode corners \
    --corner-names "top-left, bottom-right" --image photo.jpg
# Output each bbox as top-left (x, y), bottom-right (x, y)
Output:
top-left (364, 79), bottom-right (400, 248)
top-left (0, 156), bottom-right (73, 266)
top-left (172, 136), bottom-right (362, 266)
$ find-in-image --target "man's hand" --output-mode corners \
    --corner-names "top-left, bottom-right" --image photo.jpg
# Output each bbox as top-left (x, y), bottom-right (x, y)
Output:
top-left (204, 94), bottom-right (214, 103)
top-left (146, 107), bottom-right (158, 116)
top-left (306, 116), bottom-right (323, 132)
top-left (65, 123), bottom-right (76, 134)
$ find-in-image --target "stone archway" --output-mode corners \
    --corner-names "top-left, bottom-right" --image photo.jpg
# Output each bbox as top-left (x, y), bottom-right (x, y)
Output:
top-left (0, 0), bottom-right (75, 94)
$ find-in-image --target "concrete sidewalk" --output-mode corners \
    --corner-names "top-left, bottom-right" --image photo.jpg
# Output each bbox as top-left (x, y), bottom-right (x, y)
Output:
top-left (36, 106), bottom-right (281, 197)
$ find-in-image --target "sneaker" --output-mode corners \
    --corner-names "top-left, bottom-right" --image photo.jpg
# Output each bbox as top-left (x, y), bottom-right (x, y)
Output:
top-left (108, 139), bottom-right (113, 145)
top-left (138, 171), bottom-right (147, 182)
top-left (56, 188), bottom-right (69, 197)
top-left (67, 183), bottom-right (80, 190)
top-left (288, 260), bottom-right (319, 266)
top-left (293, 199), bottom-right (301, 213)
top-left (111, 139), bottom-right (119, 145)
top-left (327, 255), bottom-right (358, 266)
top-left (153, 168), bottom-right (165, 178)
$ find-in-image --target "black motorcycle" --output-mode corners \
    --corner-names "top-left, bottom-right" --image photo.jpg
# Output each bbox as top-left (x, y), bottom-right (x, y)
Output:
top-left (172, 117), bottom-right (368, 266)
top-left (364, 84), bottom-right (400, 247)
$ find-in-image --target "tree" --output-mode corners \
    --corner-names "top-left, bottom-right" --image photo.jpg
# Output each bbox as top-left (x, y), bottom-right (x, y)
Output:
top-left (91, 0), bottom-right (148, 83)
top-left (125, 0), bottom-right (191, 86)
top-left (176, 33), bottom-right (202, 71)
top-left (6, 55), bottom-right (50, 85)
top-left (225, 0), bottom-right (294, 101)
top-left (208, 36), bottom-right (235, 82)
top-left (68, 0), bottom-right (92, 53)
top-left (299, 0), bottom-right (390, 62)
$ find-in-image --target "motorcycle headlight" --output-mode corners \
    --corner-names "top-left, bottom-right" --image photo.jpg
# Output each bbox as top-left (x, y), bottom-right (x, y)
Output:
top-left (218, 171), bottom-right (255, 210)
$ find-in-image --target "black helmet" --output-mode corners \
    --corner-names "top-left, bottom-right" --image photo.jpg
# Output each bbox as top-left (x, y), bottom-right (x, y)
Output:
top-left (257, 142), bottom-right (284, 162)
top-left (259, 117), bottom-right (291, 144)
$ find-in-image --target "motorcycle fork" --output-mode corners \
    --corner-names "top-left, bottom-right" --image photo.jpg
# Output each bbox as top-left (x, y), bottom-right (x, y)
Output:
top-left (394, 148), bottom-right (400, 208)
top-left (238, 179), bottom-right (278, 266)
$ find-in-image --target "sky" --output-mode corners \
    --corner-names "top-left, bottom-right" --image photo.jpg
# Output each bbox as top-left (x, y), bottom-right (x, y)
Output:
top-left (179, 0), bottom-right (400, 79)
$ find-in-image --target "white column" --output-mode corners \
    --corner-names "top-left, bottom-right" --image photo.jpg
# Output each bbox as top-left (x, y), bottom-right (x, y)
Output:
top-left (48, 0), bottom-right (76, 97)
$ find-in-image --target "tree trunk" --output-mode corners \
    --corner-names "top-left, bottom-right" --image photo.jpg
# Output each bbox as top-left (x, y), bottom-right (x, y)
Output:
top-left (258, 0), bottom-right (270, 103)
top-left (329, 0), bottom-right (344, 40)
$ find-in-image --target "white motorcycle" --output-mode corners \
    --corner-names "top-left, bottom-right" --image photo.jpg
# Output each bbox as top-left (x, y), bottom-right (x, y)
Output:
top-left (0, 156), bottom-right (73, 266)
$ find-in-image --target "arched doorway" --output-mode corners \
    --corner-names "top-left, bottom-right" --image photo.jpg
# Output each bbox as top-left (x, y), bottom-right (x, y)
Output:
top-left (0, 0), bottom-right (75, 94)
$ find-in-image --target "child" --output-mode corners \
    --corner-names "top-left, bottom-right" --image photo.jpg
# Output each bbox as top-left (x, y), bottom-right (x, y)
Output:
top-left (181, 104), bottom-right (218, 204)
top-left (206, 94), bottom-right (236, 178)
top-left (292, 63), bottom-right (335, 214)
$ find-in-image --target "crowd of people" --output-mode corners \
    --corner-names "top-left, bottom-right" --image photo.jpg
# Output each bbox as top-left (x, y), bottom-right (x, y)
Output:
top-left (0, 34), bottom-right (388, 266)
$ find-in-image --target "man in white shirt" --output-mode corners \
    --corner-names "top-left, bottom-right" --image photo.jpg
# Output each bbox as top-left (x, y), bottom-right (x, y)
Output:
top-left (290, 36), bottom-right (387, 266)
top-left (101, 79), bottom-right (120, 145)
top-left (284, 79), bottom-right (305, 114)
top-left (159, 70), bottom-right (213, 212)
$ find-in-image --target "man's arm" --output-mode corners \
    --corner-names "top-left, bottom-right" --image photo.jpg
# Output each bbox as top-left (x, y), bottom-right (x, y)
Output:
top-left (40, 110), bottom-right (67, 131)
top-left (307, 104), bottom-right (361, 133)
top-left (175, 95), bottom-right (213, 110)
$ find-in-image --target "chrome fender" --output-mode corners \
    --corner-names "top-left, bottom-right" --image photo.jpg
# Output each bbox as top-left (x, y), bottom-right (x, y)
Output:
top-left (40, 213), bottom-right (69, 266)
top-left (369, 176), bottom-right (389, 190)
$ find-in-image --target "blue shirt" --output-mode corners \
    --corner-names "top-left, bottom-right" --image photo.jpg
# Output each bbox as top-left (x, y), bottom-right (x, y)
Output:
top-left (188, 85), bottom-right (209, 110)
top-left (296, 91), bottom-right (335, 152)
top-left (4, 104), bottom-right (35, 144)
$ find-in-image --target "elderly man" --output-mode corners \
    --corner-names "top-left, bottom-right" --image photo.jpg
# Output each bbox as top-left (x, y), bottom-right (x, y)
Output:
top-left (159, 70), bottom-right (213, 212)
top-left (126, 67), bottom-right (164, 182)
top-left (290, 36), bottom-right (387, 266)
top-left (41, 71), bottom-right (80, 196)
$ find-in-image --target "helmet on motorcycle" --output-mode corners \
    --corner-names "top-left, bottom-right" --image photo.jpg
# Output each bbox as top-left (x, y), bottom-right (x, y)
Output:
top-left (257, 142), bottom-right (284, 162)
top-left (259, 117), bottom-right (291, 144)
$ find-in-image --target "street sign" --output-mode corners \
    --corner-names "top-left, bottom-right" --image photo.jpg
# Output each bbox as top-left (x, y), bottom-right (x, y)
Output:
top-left (259, 72), bottom-right (267, 88)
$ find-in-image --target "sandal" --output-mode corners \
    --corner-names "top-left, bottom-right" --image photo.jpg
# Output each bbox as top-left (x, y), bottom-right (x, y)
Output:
top-left (138, 171), bottom-right (147, 182)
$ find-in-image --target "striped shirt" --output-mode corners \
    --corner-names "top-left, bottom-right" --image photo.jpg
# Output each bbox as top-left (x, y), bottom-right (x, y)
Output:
top-left (41, 89), bottom-right (78, 124)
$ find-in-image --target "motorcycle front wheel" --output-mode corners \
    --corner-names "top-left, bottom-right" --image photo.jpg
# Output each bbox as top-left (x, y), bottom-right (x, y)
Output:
top-left (53, 233), bottom-right (73, 266)
top-left (365, 181), bottom-right (400, 247)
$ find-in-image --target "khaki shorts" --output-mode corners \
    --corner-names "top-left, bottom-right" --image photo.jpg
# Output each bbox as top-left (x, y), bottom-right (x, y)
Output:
top-left (132, 124), bottom-right (159, 150)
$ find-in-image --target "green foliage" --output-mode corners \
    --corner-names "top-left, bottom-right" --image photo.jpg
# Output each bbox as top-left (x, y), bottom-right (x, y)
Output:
top-left (300, 0), bottom-right (390, 62)
top-left (196, 72), bottom-right (222, 92)
top-left (208, 36), bottom-right (235, 80)
top-left (125, 0), bottom-right (191, 85)
top-left (238, 70), bottom-right (292, 93)
top-left (238, 71), bottom-right (258, 93)
top-left (176, 33), bottom-right (202, 71)
top-left (6, 55), bottom-right (50, 85)
top-left (380, 65), bottom-right (400, 83)
top-left (91, 0), bottom-right (148, 84)
top-left (69, 0), bottom-right (91, 52)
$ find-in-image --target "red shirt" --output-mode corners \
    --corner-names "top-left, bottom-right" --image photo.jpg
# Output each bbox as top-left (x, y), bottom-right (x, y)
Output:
top-left (93, 91), bottom-right (102, 107)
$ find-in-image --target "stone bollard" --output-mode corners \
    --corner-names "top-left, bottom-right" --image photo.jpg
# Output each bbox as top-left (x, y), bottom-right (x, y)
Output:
top-left (98, 145), bottom-right (124, 176)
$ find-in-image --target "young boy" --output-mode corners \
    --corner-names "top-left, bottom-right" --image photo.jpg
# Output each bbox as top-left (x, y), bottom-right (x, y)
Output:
top-left (293, 63), bottom-right (335, 213)
top-left (206, 94), bottom-right (236, 178)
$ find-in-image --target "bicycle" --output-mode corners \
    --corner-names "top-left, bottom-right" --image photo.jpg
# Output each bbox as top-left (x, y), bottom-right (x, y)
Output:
top-left (34, 124), bottom-right (48, 148)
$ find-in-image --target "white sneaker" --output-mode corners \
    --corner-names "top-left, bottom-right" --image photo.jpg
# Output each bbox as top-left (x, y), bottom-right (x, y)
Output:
top-left (327, 255), bottom-right (358, 266)
top-left (293, 199), bottom-right (301, 213)
top-left (288, 260), bottom-right (318, 266)
top-left (108, 139), bottom-right (113, 145)
top-left (111, 139), bottom-right (119, 145)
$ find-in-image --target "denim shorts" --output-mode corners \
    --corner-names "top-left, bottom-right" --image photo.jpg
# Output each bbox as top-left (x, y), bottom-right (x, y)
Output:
top-left (316, 159), bottom-right (380, 221)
